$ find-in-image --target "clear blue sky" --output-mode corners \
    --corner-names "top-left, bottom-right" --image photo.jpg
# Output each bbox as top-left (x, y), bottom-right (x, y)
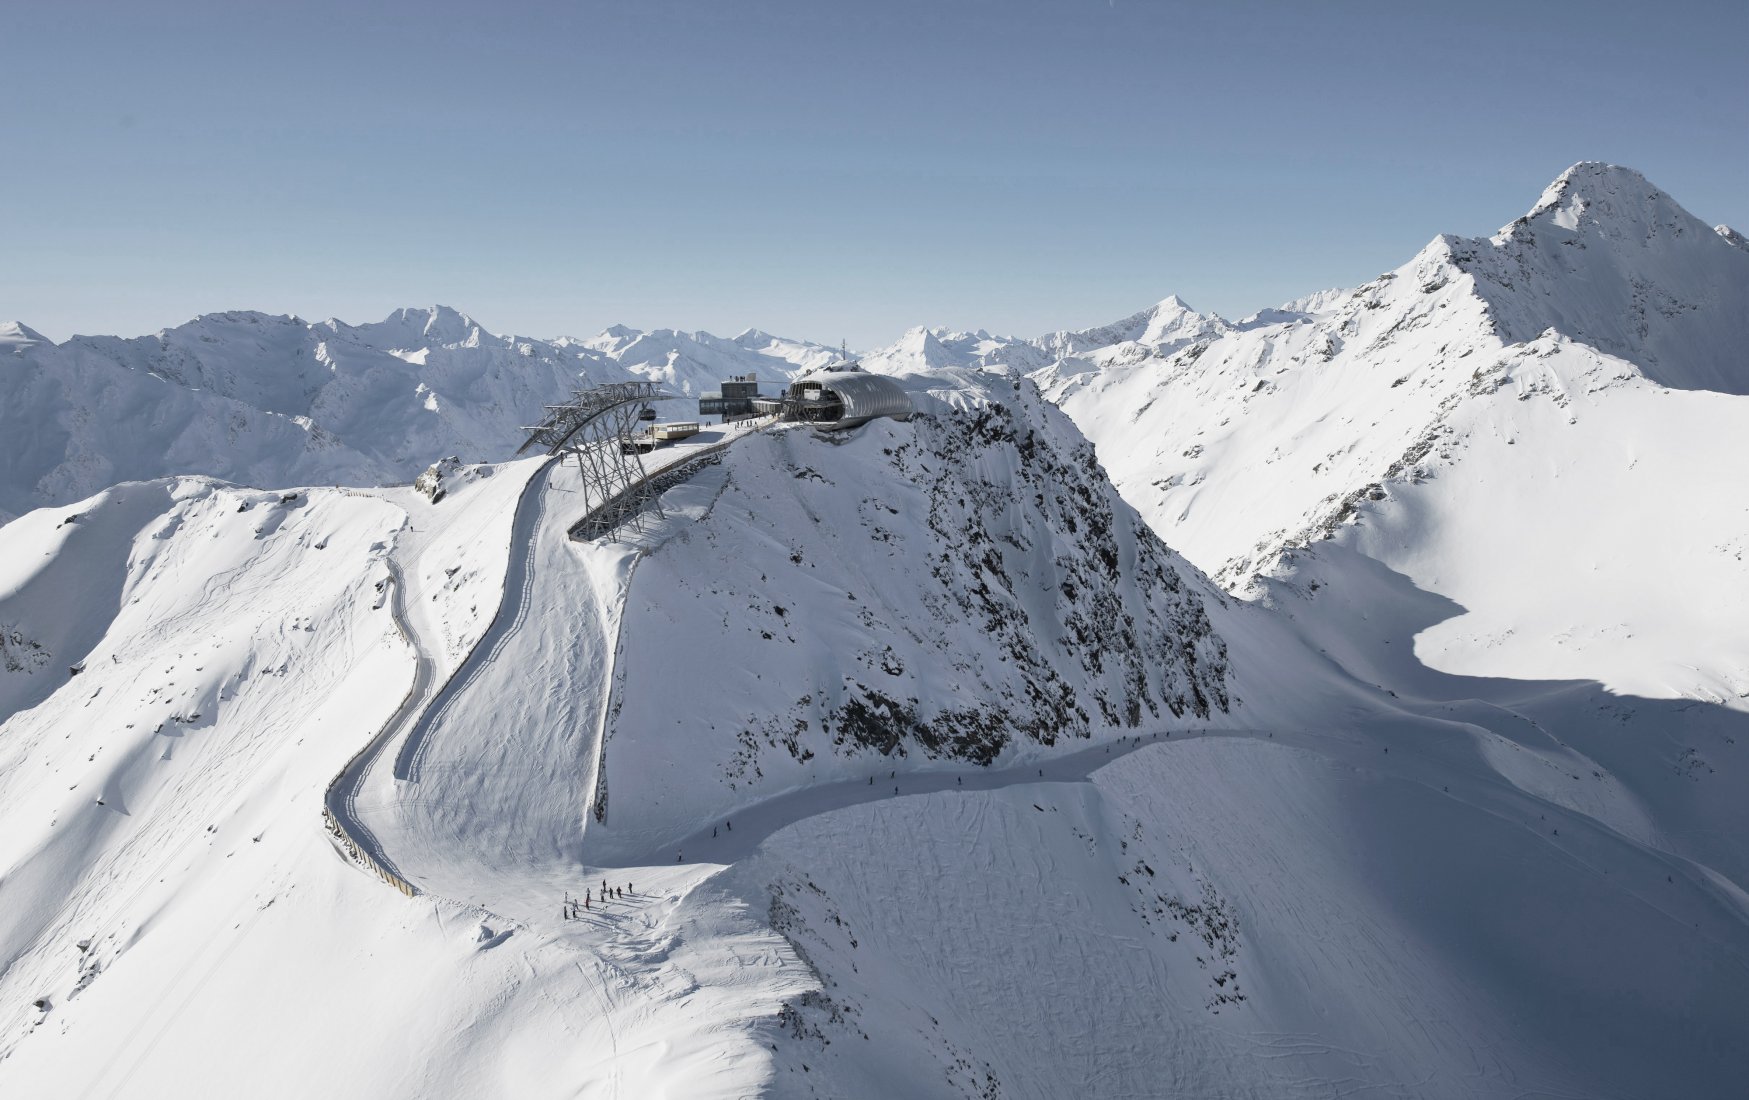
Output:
top-left (4, 0), bottom-right (1744, 347)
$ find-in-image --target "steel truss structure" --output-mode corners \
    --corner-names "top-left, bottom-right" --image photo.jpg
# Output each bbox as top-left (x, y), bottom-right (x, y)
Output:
top-left (517, 380), bottom-right (678, 540)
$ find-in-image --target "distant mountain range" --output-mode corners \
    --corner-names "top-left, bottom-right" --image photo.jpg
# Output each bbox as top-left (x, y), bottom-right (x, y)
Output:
top-left (7, 162), bottom-right (1741, 535)
top-left (0, 308), bottom-right (835, 524)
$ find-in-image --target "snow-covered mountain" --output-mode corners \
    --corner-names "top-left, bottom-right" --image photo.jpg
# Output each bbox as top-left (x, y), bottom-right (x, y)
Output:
top-left (1469, 163), bottom-right (1749, 393)
top-left (1029, 163), bottom-right (1747, 589)
top-left (591, 374), bottom-right (1230, 859)
top-left (0, 308), bottom-right (835, 525)
top-left (2, 164), bottom-right (1746, 1098)
top-left (570, 325), bottom-right (838, 397)
top-left (1018, 162), bottom-right (1749, 709)
top-left (851, 296), bottom-right (1233, 382)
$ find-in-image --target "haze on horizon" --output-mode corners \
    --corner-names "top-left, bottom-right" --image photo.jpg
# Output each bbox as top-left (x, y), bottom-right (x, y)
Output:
top-left (3, 0), bottom-right (1744, 348)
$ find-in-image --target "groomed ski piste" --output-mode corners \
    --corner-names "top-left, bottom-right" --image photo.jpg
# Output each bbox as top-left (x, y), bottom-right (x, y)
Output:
top-left (2, 164), bottom-right (1747, 1098)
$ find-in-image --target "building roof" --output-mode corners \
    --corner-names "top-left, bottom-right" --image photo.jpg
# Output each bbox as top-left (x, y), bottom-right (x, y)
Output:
top-left (791, 370), bottom-right (913, 427)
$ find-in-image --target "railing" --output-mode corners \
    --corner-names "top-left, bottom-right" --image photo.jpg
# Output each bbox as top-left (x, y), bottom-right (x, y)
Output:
top-left (320, 560), bottom-right (423, 897)
top-left (567, 437), bottom-right (740, 542)
top-left (322, 806), bottom-right (417, 897)
top-left (322, 430), bottom-right (751, 892)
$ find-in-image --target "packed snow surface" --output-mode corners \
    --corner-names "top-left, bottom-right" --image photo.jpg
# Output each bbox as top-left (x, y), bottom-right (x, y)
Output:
top-left (2, 163), bottom-right (1746, 1097)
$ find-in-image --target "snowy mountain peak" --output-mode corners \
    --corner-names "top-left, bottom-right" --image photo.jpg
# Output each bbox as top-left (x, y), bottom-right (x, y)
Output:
top-left (896, 325), bottom-right (958, 363)
top-left (1513, 161), bottom-right (1698, 243)
top-left (857, 325), bottom-right (1024, 376)
top-left (1040, 161), bottom-right (1749, 595)
top-left (373, 305), bottom-right (483, 346)
top-left (1141, 293), bottom-right (1204, 317)
top-left (1451, 163), bottom-right (1749, 392)
top-left (1529, 160), bottom-right (1651, 206)
top-left (0, 322), bottom-right (49, 352)
top-left (1132, 294), bottom-right (1227, 346)
top-left (1717, 224), bottom-right (1749, 252)
top-left (1031, 294), bottom-right (1230, 361)
top-left (569, 323), bottom-right (837, 395)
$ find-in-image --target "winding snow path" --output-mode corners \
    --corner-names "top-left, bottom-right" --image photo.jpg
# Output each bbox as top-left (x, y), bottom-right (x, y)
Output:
top-left (638, 729), bottom-right (1234, 866)
top-left (393, 459), bottom-right (556, 783)
top-left (321, 558), bottom-right (428, 885)
top-left (335, 426), bottom-right (763, 902)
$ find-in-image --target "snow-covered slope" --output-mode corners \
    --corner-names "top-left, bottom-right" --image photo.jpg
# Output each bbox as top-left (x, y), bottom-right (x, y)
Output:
top-left (591, 372), bottom-right (1229, 862)
top-left (6, 360), bottom-right (1744, 1098)
top-left (0, 376), bottom-right (1245, 1096)
top-left (1034, 163), bottom-right (1748, 601)
top-left (0, 466), bottom-right (805, 1098)
top-left (1018, 161), bottom-right (1748, 750)
top-left (1290, 332), bottom-right (1749, 702)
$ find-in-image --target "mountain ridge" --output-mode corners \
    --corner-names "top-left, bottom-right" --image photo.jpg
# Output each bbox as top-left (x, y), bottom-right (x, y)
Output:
top-left (0, 308), bottom-right (835, 524)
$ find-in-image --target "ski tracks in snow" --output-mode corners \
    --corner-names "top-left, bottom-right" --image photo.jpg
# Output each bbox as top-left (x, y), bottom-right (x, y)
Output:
top-left (322, 554), bottom-right (426, 886)
top-left (393, 459), bottom-right (556, 785)
top-left (81, 870), bottom-right (288, 1100)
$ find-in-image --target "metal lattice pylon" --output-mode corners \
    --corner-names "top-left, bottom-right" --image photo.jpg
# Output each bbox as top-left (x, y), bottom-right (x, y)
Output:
top-left (517, 380), bottom-right (678, 540)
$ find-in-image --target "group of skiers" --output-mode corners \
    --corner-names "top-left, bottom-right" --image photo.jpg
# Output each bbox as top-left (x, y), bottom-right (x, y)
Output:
top-left (563, 880), bottom-right (634, 920)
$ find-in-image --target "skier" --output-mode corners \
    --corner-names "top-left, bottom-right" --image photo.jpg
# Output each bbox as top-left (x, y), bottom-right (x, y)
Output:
top-left (713, 826), bottom-right (718, 838)
top-left (585, 895), bottom-right (591, 911)
top-left (726, 820), bottom-right (732, 832)
top-left (957, 776), bottom-right (962, 786)
top-left (677, 850), bottom-right (683, 862)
